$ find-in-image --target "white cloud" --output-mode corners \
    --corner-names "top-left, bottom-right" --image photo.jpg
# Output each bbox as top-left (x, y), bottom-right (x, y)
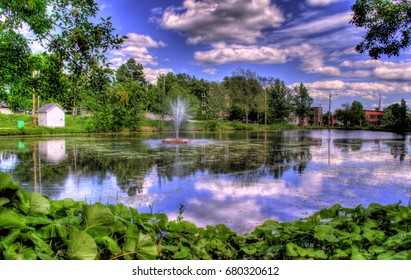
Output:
top-left (374, 67), bottom-right (411, 81)
top-left (341, 59), bottom-right (411, 81)
top-left (306, 0), bottom-right (342, 6)
top-left (143, 67), bottom-right (173, 84)
top-left (194, 43), bottom-right (289, 65)
top-left (302, 80), bottom-right (411, 101)
top-left (202, 68), bottom-right (218, 75)
top-left (161, 0), bottom-right (285, 44)
top-left (109, 33), bottom-right (166, 66)
top-left (278, 12), bottom-right (351, 37)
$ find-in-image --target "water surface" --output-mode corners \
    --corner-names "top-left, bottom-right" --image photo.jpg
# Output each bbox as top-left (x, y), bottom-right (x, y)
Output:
top-left (0, 130), bottom-right (410, 233)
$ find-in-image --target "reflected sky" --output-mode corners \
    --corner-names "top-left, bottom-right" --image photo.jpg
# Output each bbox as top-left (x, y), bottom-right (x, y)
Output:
top-left (0, 130), bottom-right (410, 233)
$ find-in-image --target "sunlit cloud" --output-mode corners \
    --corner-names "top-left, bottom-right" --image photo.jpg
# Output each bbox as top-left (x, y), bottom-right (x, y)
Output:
top-left (161, 0), bottom-right (285, 44)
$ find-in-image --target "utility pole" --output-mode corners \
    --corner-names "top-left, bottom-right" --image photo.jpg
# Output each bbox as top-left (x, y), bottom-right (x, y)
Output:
top-left (264, 87), bottom-right (267, 125)
top-left (328, 93), bottom-right (337, 126)
top-left (32, 70), bottom-right (40, 127)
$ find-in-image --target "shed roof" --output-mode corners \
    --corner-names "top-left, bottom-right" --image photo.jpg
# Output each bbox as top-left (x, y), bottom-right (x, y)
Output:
top-left (37, 103), bottom-right (64, 113)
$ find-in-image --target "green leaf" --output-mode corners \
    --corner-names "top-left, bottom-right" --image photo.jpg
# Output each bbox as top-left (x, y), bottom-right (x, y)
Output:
top-left (67, 229), bottom-right (98, 260)
top-left (25, 215), bottom-right (52, 226)
top-left (30, 192), bottom-right (51, 215)
top-left (0, 228), bottom-right (21, 250)
top-left (0, 208), bottom-right (26, 228)
top-left (95, 236), bottom-right (121, 255)
top-left (83, 203), bottom-right (116, 231)
top-left (135, 232), bottom-right (158, 260)
top-left (0, 197), bottom-right (10, 207)
top-left (318, 204), bottom-right (342, 219)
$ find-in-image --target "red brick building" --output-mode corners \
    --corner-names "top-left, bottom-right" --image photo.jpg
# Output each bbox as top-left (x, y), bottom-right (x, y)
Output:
top-left (364, 108), bottom-right (385, 125)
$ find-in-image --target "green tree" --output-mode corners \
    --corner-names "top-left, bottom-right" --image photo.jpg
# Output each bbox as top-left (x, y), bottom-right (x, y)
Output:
top-left (223, 68), bottom-right (261, 122)
top-left (292, 83), bottom-right (313, 126)
top-left (204, 82), bottom-right (228, 120)
top-left (267, 79), bottom-right (293, 124)
top-left (381, 99), bottom-right (410, 131)
top-left (115, 58), bottom-right (146, 84)
top-left (1, 0), bottom-right (125, 113)
top-left (350, 0), bottom-right (411, 59)
top-left (334, 101), bottom-right (367, 127)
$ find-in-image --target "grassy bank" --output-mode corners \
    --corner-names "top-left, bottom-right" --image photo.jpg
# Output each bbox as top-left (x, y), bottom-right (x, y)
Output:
top-left (1, 113), bottom-right (309, 136)
top-left (1, 172), bottom-right (411, 260)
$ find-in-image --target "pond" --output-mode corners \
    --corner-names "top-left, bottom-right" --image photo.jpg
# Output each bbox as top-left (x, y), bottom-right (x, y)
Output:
top-left (0, 130), bottom-right (410, 233)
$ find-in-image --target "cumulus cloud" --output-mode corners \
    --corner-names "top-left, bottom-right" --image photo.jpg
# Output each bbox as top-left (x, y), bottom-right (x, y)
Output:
top-left (143, 67), bottom-right (173, 84)
top-left (301, 80), bottom-right (411, 101)
top-left (161, 0), bottom-right (285, 44)
top-left (341, 60), bottom-right (411, 81)
top-left (306, 0), bottom-right (342, 6)
top-left (194, 42), bottom-right (371, 78)
top-left (194, 43), bottom-right (290, 65)
top-left (202, 68), bottom-right (218, 75)
top-left (109, 33), bottom-right (166, 66)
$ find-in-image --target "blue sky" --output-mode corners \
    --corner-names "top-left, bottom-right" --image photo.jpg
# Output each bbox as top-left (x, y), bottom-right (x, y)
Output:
top-left (95, 0), bottom-right (411, 112)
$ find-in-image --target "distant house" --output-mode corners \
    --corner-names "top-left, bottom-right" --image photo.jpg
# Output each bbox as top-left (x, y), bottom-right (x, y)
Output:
top-left (364, 108), bottom-right (385, 125)
top-left (290, 106), bottom-right (324, 126)
top-left (37, 103), bottom-right (65, 128)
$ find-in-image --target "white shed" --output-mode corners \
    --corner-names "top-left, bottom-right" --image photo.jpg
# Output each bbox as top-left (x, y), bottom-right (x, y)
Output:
top-left (37, 103), bottom-right (65, 128)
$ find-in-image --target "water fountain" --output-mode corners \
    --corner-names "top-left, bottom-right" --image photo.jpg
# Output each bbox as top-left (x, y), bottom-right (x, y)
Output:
top-left (162, 96), bottom-right (189, 144)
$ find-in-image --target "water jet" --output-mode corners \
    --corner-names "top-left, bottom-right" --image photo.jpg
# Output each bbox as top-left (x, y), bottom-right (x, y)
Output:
top-left (163, 96), bottom-right (189, 144)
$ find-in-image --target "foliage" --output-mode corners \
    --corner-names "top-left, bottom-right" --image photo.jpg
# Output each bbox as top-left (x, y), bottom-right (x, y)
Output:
top-left (1, 173), bottom-right (411, 260)
top-left (381, 98), bottom-right (410, 131)
top-left (334, 101), bottom-right (367, 127)
top-left (115, 58), bottom-right (146, 84)
top-left (223, 68), bottom-right (262, 123)
top-left (292, 83), bottom-right (313, 126)
top-left (267, 79), bottom-right (293, 124)
top-left (350, 0), bottom-right (411, 59)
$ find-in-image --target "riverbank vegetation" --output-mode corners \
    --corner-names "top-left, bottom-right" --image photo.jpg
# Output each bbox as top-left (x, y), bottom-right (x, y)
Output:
top-left (1, 172), bottom-right (411, 260)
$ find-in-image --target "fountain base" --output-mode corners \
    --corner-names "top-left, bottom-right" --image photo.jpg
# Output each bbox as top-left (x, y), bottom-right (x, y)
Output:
top-left (162, 138), bottom-right (189, 144)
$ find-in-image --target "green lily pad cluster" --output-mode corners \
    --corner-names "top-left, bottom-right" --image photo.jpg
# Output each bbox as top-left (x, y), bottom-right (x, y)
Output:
top-left (1, 172), bottom-right (411, 260)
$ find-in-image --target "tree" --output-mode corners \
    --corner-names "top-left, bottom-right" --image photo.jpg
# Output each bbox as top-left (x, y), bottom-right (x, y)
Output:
top-left (292, 83), bottom-right (313, 126)
top-left (381, 99), bottom-right (410, 131)
top-left (222, 67), bottom-right (262, 122)
top-left (334, 100), bottom-right (367, 126)
top-left (350, 0), bottom-right (411, 59)
top-left (1, 0), bottom-right (125, 114)
top-left (205, 82), bottom-right (228, 120)
top-left (267, 78), bottom-right (293, 123)
top-left (115, 58), bottom-right (146, 84)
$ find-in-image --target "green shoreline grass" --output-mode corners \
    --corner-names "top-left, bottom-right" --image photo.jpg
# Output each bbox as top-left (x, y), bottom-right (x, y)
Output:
top-left (0, 113), bottom-right (312, 136)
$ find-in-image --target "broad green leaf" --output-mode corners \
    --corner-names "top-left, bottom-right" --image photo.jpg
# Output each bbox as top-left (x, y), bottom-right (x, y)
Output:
top-left (285, 242), bottom-right (306, 257)
top-left (390, 250), bottom-right (411, 260)
top-left (25, 215), bottom-right (52, 226)
top-left (135, 232), bottom-right (158, 260)
top-left (318, 204), bottom-right (341, 219)
top-left (30, 192), bottom-right (51, 215)
top-left (83, 203), bottom-right (116, 231)
top-left (95, 236), bottom-right (121, 255)
top-left (350, 246), bottom-right (366, 260)
top-left (314, 224), bottom-right (339, 243)
top-left (362, 228), bottom-right (385, 244)
top-left (0, 197), bottom-right (10, 207)
top-left (173, 245), bottom-right (192, 259)
top-left (67, 229), bottom-right (98, 260)
top-left (3, 243), bottom-right (37, 260)
top-left (242, 245), bottom-right (257, 255)
top-left (22, 232), bottom-right (54, 256)
top-left (0, 228), bottom-right (21, 250)
top-left (377, 250), bottom-right (396, 260)
top-left (0, 208), bottom-right (26, 228)
top-left (161, 245), bottom-right (179, 252)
